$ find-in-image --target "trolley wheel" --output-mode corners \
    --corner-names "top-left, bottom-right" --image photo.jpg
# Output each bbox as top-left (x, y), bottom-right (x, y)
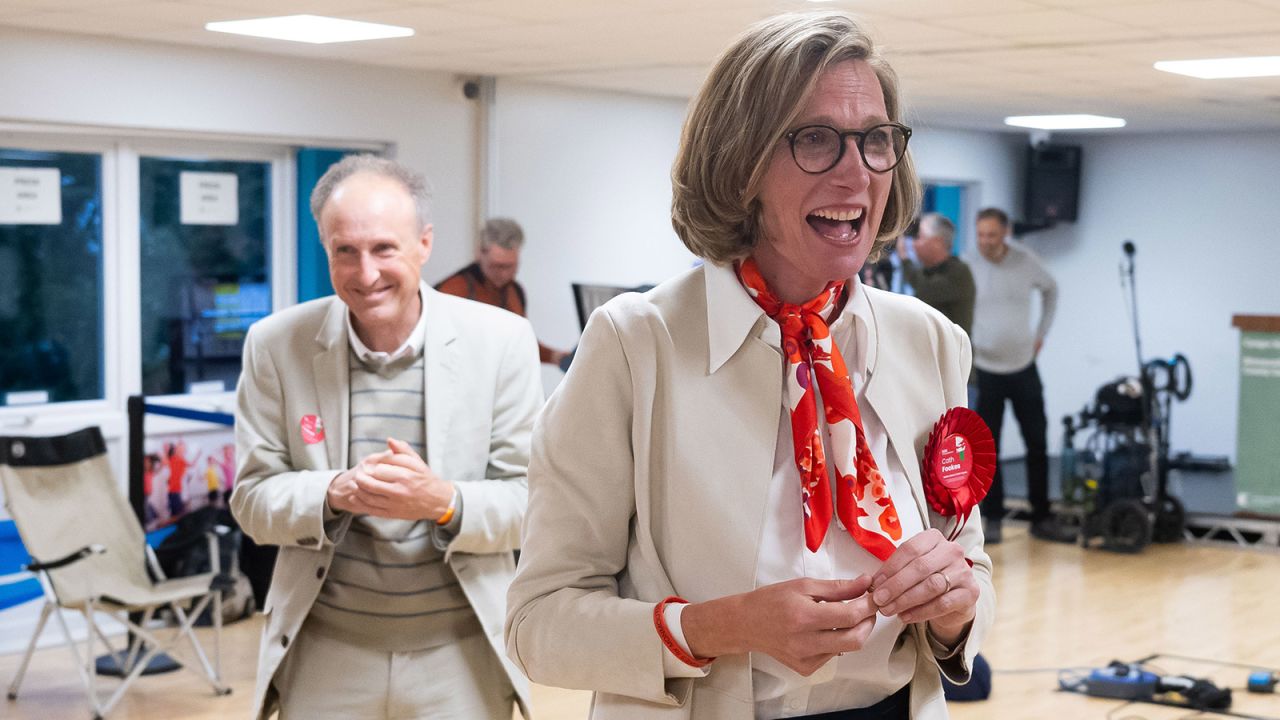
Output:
top-left (1101, 499), bottom-right (1151, 553)
top-left (1152, 495), bottom-right (1186, 543)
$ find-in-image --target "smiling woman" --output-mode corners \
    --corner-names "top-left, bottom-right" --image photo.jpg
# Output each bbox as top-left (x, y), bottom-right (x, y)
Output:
top-left (507, 10), bottom-right (992, 720)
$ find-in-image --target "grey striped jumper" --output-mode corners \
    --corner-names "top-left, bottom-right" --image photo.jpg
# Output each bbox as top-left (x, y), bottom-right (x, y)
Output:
top-left (307, 348), bottom-right (480, 651)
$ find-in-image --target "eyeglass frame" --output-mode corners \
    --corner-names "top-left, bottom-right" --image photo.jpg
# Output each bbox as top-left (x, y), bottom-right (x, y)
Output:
top-left (783, 122), bottom-right (913, 175)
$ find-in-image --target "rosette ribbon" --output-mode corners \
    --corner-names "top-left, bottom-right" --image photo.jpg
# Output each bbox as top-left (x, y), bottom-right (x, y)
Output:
top-left (920, 407), bottom-right (996, 541)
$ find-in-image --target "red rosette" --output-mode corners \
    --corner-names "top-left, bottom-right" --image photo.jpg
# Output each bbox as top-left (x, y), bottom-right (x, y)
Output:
top-left (920, 407), bottom-right (996, 540)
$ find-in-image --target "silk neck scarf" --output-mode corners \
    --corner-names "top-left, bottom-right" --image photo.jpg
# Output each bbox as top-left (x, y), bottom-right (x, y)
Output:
top-left (736, 258), bottom-right (902, 558)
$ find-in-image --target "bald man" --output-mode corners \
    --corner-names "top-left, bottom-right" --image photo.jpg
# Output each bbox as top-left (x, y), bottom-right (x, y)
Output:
top-left (232, 155), bottom-right (540, 719)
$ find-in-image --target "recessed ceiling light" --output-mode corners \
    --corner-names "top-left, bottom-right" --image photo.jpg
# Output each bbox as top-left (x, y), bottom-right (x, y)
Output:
top-left (1004, 114), bottom-right (1127, 130)
top-left (1154, 56), bottom-right (1280, 79)
top-left (205, 14), bottom-right (413, 44)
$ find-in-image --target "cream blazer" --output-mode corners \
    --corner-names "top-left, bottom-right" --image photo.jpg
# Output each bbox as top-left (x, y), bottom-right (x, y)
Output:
top-left (232, 283), bottom-right (542, 719)
top-left (506, 263), bottom-right (994, 720)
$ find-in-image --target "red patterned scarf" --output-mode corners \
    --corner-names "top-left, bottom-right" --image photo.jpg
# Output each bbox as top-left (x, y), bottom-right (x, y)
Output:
top-left (737, 258), bottom-right (902, 558)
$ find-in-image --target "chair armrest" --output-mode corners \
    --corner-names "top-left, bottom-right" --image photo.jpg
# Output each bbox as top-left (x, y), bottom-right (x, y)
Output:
top-left (26, 544), bottom-right (106, 572)
top-left (145, 544), bottom-right (167, 581)
top-left (206, 528), bottom-right (228, 576)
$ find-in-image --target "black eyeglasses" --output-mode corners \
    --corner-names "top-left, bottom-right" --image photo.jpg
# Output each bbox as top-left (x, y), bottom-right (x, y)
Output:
top-left (784, 122), bottom-right (912, 174)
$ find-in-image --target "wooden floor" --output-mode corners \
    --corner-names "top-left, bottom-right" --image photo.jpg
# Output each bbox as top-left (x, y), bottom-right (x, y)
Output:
top-left (4, 522), bottom-right (1279, 719)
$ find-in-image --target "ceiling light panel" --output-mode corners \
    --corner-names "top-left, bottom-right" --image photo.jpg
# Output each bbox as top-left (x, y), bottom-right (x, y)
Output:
top-left (1154, 56), bottom-right (1280, 79)
top-left (1004, 114), bottom-right (1127, 129)
top-left (205, 15), bottom-right (413, 44)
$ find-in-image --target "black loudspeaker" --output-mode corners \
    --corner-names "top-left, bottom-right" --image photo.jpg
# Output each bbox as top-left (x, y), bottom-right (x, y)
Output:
top-left (1025, 144), bottom-right (1081, 224)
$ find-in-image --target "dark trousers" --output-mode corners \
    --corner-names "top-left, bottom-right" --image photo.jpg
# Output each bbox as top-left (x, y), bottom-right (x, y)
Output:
top-left (786, 685), bottom-right (910, 719)
top-left (976, 363), bottom-right (1050, 522)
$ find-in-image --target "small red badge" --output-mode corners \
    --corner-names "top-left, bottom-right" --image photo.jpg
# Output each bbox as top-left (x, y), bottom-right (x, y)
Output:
top-left (300, 415), bottom-right (325, 445)
top-left (921, 408), bottom-right (995, 540)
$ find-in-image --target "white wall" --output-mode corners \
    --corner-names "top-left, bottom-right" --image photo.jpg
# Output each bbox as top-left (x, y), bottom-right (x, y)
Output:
top-left (0, 27), bottom-right (479, 278)
top-left (911, 125), bottom-right (1024, 234)
top-left (1027, 130), bottom-right (1280, 461)
top-left (489, 80), bottom-right (694, 391)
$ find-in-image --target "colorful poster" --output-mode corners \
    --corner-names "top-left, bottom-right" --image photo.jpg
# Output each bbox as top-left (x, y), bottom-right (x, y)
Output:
top-left (142, 431), bottom-right (235, 532)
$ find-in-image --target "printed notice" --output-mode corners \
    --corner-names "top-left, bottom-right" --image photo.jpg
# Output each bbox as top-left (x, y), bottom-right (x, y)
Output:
top-left (5, 390), bottom-right (50, 406)
top-left (180, 171), bottom-right (239, 226)
top-left (0, 167), bottom-right (62, 225)
top-left (1237, 331), bottom-right (1280, 513)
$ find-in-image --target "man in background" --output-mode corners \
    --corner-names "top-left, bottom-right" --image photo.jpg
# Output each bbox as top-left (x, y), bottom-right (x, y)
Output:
top-left (969, 207), bottom-right (1074, 545)
top-left (232, 155), bottom-right (539, 719)
top-left (897, 212), bottom-right (975, 335)
top-left (436, 217), bottom-right (570, 366)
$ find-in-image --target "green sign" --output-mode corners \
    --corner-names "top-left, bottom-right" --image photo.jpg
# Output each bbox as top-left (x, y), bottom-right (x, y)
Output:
top-left (1237, 331), bottom-right (1280, 514)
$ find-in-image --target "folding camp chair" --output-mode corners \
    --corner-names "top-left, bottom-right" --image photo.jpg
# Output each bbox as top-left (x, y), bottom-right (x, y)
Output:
top-left (0, 427), bottom-right (230, 719)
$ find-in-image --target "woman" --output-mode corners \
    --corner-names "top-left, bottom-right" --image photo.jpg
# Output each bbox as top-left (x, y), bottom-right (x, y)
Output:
top-left (506, 11), bottom-right (992, 720)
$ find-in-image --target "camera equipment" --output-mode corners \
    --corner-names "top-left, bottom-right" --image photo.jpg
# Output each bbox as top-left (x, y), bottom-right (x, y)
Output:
top-left (1061, 659), bottom-right (1236, 713)
top-left (1058, 241), bottom-right (1203, 552)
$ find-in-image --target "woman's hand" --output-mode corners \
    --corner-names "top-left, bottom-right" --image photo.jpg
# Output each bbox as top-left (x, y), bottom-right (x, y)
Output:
top-left (868, 528), bottom-right (978, 646)
top-left (681, 577), bottom-right (877, 676)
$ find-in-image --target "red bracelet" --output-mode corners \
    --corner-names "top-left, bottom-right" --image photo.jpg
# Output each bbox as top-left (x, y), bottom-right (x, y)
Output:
top-left (653, 596), bottom-right (714, 669)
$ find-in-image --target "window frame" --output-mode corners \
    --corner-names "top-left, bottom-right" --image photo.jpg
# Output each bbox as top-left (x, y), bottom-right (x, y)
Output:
top-left (0, 132), bottom-right (298, 434)
top-left (124, 138), bottom-right (295, 410)
top-left (0, 132), bottom-right (118, 430)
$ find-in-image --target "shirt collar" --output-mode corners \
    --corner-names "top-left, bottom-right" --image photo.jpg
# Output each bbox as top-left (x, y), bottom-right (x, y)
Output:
top-left (703, 261), bottom-right (878, 377)
top-left (346, 282), bottom-right (428, 365)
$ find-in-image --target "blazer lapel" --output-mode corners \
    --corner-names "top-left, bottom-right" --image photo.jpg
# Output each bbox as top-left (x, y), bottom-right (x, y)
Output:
top-left (422, 286), bottom-right (457, 477)
top-left (702, 263), bottom-right (784, 593)
top-left (723, 336), bottom-right (784, 592)
top-left (313, 299), bottom-right (351, 471)
top-left (860, 295), bottom-right (931, 528)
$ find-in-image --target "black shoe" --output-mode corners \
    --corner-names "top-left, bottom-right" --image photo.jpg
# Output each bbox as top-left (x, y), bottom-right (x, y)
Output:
top-left (984, 520), bottom-right (1002, 545)
top-left (1030, 517), bottom-right (1077, 544)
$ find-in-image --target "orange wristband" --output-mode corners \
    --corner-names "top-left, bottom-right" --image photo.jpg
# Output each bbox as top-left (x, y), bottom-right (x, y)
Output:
top-left (436, 487), bottom-right (457, 526)
top-left (654, 596), bottom-right (714, 668)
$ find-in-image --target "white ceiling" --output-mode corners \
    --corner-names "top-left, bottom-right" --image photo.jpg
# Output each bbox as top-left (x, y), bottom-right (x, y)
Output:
top-left (4, 0), bottom-right (1280, 133)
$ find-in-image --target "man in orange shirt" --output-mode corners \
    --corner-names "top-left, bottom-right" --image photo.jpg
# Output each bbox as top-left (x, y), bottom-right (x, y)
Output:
top-left (435, 218), bottom-right (569, 366)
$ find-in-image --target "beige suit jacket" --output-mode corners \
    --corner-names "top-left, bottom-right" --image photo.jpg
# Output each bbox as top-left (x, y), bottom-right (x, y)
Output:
top-left (232, 283), bottom-right (542, 719)
top-left (506, 263), bottom-right (994, 719)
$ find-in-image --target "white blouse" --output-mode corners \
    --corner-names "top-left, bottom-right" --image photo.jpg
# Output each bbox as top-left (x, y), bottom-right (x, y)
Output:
top-left (666, 278), bottom-right (926, 718)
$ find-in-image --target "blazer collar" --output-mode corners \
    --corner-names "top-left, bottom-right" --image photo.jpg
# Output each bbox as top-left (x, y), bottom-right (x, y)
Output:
top-left (314, 297), bottom-right (350, 469)
top-left (703, 260), bottom-right (879, 379)
top-left (704, 261), bottom-right (769, 374)
top-left (315, 293), bottom-right (350, 351)
top-left (421, 284), bottom-right (458, 475)
top-left (317, 279), bottom-right (437, 348)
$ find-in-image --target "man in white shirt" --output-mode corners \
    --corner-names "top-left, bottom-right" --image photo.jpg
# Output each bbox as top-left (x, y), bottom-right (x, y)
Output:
top-left (968, 207), bottom-right (1074, 544)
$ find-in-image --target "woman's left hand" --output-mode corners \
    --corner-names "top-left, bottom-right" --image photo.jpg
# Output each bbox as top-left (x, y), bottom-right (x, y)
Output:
top-left (868, 528), bottom-right (977, 645)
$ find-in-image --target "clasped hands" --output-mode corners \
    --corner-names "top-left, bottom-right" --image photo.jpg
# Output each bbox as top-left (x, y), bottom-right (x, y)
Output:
top-left (326, 437), bottom-right (455, 522)
top-left (682, 529), bottom-right (977, 676)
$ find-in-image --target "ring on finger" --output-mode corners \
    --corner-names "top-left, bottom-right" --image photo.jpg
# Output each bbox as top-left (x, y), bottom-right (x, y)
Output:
top-left (934, 571), bottom-right (951, 593)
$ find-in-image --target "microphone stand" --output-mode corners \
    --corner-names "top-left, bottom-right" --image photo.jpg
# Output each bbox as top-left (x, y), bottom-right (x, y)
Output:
top-left (1122, 241), bottom-right (1143, 377)
top-left (1121, 242), bottom-right (1169, 516)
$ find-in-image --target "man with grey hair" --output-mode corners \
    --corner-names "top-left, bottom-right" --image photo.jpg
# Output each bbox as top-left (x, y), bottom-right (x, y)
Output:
top-left (897, 212), bottom-right (975, 335)
top-left (232, 154), bottom-right (540, 719)
top-left (436, 217), bottom-right (570, 366)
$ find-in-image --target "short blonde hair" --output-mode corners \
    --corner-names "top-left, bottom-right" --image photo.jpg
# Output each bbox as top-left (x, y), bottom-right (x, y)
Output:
top-left (671, 11), bottom-right (920, 263)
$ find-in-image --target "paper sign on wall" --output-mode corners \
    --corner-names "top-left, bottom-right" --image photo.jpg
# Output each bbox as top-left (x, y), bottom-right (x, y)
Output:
top-left (5, 390), bottom-right (49, 406)
top-left (0, 167), bottom-right (62, 225)
top-left (180, 171), bottom-right (238, 226)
